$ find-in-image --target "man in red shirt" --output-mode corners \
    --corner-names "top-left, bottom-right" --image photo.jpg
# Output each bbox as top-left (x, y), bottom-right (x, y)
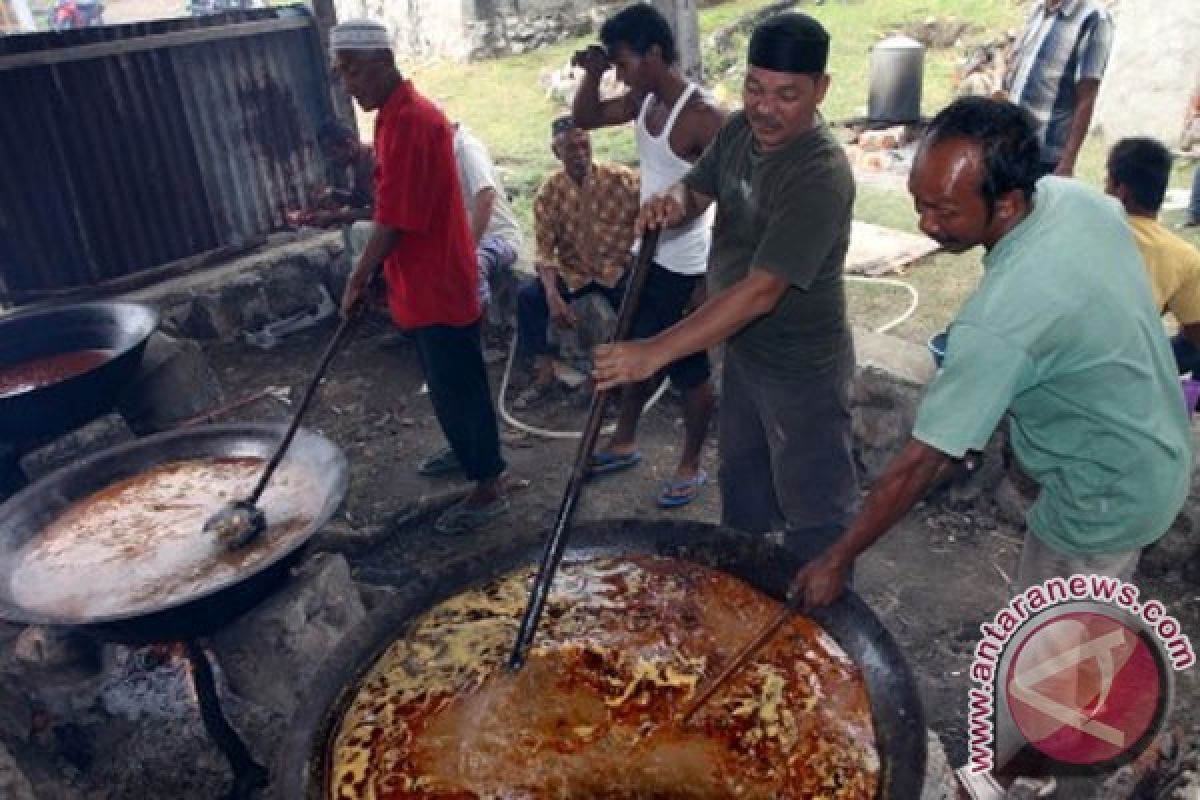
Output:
top-left (331, 20), bottom-right (508, 534)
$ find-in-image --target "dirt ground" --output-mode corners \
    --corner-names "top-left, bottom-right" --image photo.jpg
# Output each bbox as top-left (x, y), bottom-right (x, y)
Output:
top-left (202, 314), bottom-right (1200, 797)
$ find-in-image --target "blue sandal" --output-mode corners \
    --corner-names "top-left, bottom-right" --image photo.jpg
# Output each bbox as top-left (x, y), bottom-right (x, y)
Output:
top-left (586, 449), bottom-right (642, 476)
top-left (656, 469), bottom-right (708, 509)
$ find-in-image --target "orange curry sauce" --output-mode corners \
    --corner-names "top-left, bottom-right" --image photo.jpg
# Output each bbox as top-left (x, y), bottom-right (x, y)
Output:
top-left (331, 556), bottom-right (878, 799)
top-left (0, 349), bottom-right (112, 398)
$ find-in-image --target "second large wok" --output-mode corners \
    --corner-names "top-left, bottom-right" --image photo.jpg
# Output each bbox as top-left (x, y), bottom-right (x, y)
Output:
top-left (0, 423), bottom-right (348, 642)
top-left (0, 301), bottom-right (158, 441)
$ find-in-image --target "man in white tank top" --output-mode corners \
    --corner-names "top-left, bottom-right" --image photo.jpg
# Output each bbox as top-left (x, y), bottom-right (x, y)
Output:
top-left (572, 3), bottom-right (725, 508)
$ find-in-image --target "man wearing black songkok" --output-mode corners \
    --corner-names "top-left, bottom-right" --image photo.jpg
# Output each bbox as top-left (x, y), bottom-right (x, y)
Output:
top-left (594, 13), bottom-right (857, 561)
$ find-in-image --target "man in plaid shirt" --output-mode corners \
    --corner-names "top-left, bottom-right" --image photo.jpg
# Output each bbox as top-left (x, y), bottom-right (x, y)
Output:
top-left (514, 116), bottom-right (640, 408)
top-left (1003, 0), bottom-right (1113, 177)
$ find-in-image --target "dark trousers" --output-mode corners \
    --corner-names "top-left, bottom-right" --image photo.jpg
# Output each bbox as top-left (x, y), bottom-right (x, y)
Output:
top-left (412, 320), bottom-right (505, 482)
top-left (1173, 332), bottom-right (1200, 376)
top-left (630, 263), bottom-right (711, 390)
top-left (516, 275), bottom-right (626, 359)
top-left (718, 347), bottom-right (858, 561)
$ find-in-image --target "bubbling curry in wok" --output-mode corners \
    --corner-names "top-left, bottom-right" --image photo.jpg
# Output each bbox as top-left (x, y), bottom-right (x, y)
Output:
top-left (8, 456), bottom-right (323, 620)
top-left (332, 556), bottom-right (878, 799)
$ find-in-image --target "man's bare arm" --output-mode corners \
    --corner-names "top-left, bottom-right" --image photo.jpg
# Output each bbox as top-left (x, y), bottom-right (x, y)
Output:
top-left (679, 96), bottom-right (728, 161)
top-left (636, 181), bottom-right (715, 233)
top-left (341, 222), bottom-right (401, 315)
top-left (570, 45), bottom-right (642, 129)
top-left (1056, 78), bottom-right (1100, 177)
top-left (789, 439), bottom-right (958, 609)
top-left (468, 188), bottom-right (496, 245)
top-left (593, 269), bottom-right (786, 389)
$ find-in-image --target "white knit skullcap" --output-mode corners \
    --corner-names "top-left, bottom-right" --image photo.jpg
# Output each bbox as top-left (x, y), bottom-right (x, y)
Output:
top-left (329, 19), bottom-right (392, 52)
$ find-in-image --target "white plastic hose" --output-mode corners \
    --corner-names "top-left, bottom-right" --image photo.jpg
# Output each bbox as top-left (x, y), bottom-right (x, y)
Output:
top-left (497, 275), bottom-right (919, 439)
top-left (496, 330), bottom-right (671, 440)
top-left (845, 274), bottom-right (921, 334)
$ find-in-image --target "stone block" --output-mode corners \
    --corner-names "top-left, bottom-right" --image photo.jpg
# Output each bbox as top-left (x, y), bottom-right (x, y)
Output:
top-left (117, 333), bottom-right (223, 435)
top-left (991, 475), bottom-right (1032, 529)
top-left (216, 276), bottom-right (272, 334)
top-left (177, 293), bottom-right (237, 340)
top-left (262, 258), bottom-right (330, 321)
top-left (851, 366), bottom-right (922, 483)
top-left (13, 629), bottom-right (102, 676)
top-left (0, 742), bottom-right (36, 800)
top-left (1138, 511), bottom-right (1199, 581)
top-left (209, 553), bottom-right (366, 718)
top-left (546, 290), bottom-right (619, 369)
top-left (320, 239), bottom-right (355, 304)
top-left (19, 414), bottom-right (134, 483)
top-left (0, 677), bottom-right (35, 744)
top-left (853, 325), bottom-right (935, 387)
top-left (12, 628), bottom-right (107, 717)
top-left (859, 128), bottom-right (905, 151)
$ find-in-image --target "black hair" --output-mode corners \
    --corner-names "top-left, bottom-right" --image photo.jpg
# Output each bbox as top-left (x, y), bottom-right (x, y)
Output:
top-left (1107, 137), bottom-right (1173, 213)
top-left (600, 3), bottom-right (678, 65)
top-left (316, 119), bottom-right (356, 145)
top-left (551, 115), bottom-right (576, 138)
top-left (922, 96), bottom-right (1042, 215)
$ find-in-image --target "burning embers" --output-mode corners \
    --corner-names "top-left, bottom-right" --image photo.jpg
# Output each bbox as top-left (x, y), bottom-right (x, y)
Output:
top-left (332, 556), bottom-right (879, 799)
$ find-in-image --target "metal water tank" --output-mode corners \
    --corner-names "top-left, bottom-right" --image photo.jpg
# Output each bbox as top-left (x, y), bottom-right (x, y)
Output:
top-left (868, 35), bottom-right (925, 123)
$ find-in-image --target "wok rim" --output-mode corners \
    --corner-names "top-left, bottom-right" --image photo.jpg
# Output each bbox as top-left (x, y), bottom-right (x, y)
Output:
top-left (0, 422), bottom-right (348, 627)
top-left (0, 300), bottom-right (159, 370)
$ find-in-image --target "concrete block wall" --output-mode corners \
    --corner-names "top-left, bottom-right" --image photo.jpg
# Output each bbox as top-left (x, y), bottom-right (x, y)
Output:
top-left (330, 0), bottom-right (623, 62)
top-left (1092, 0), bottom-right (1200, 146)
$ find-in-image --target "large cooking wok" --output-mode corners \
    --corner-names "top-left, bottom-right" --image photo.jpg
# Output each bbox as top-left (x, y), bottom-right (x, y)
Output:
top-left (0, 301), bottom-right (158, 440)
top-left (0, 422), bottom-right (348, 642)
top-left (274, 518), bottom-right (927, 799)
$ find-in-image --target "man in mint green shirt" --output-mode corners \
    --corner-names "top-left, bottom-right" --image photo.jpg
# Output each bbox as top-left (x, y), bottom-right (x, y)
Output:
top-left (790, 96), bottom-right (1192, 609)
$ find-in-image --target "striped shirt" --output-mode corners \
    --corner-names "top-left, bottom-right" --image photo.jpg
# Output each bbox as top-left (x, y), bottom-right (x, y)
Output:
top-left (1004, 0), bottom-right (1113, 165)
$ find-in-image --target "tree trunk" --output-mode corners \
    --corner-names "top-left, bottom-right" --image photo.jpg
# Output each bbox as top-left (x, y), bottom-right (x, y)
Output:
top-left (649, 0), bottom-right (702, 82)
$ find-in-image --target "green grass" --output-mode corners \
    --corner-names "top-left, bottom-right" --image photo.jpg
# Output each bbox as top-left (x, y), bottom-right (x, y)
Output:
top-left (402, 0), bottom-right (1200, 347)
top-left (709, 0), bottom-right (1023, 121)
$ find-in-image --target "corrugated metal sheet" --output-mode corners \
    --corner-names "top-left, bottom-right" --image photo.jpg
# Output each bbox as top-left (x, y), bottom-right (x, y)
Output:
top-left (0, 9), bottom-right (336, 303)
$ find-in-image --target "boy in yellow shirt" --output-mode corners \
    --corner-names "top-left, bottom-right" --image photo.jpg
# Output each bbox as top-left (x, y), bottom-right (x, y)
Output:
top-left (1106, 137), bottom-right (1200, 375)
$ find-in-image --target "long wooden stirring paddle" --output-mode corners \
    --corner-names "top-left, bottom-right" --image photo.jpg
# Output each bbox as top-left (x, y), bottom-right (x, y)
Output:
top-left (677, 601), bottom-right (797, 725)
top-left (507, 228), bottom-right (661, 672)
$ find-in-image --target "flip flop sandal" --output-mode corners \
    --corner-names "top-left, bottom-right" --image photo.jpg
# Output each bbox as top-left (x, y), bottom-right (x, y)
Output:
top-left (417, 445), bottom-right (462, 476)
top-left (586, 449), bottom-right (642, 476)
top-left (656, 469), bottom-right (708, 509)
top-left (433, 496), bottom-right (512, 535)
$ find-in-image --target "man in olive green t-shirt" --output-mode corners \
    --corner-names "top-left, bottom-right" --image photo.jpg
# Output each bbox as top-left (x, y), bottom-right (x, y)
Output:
top-left (593, 12), bottom-right (858, 557)
top-left (789, 96), bottom-right (1192, 612)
